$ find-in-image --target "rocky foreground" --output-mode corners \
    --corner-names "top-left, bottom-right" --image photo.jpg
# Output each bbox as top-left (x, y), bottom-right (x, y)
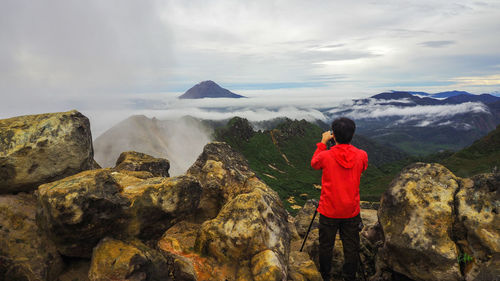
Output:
top-left (0, 111), bottom-right (498, 281)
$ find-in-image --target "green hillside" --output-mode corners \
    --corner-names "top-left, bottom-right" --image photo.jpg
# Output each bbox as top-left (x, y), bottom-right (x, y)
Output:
top-left (215, 117), bottom-right (408, 213)
top-left (440, 124), bottom-right (500, 177)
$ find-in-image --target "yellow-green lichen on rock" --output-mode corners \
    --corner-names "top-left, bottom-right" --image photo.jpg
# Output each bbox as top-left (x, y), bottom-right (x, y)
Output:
top-left (36, 168), bottom-right (202, 257)
top-left (251, 249), bottom-right (286, 281)
top-left (88, 237), bottom-right (172, 281)
top-left (195, 178), bottom-right (290, 280)
top-left (377, 163), bottom-right (463, 281)
top-left (123, 175), bottom-right (202, 240)
top-left (455, 173), bottom-right (500, 280)
top-left (36, 169), bottom-right (131, 257)
top-left (187, 142), bottom-right (258, 220)
top-left (0, 193), bottom-right (64, 281)
top-left (0, 110), bottom-right (94, 193)
top-left (114, 151), bottom-right (170, 177)
top-left (287, 251), bottom-right (322, 281)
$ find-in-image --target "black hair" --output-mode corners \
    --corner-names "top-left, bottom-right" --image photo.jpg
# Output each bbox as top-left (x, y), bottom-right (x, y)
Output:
top-left (331, 117), bottom-right (355, 144)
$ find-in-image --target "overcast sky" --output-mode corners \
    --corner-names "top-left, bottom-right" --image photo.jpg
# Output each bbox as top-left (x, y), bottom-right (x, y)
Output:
top-left (1, 0), bottom-right (500, 135)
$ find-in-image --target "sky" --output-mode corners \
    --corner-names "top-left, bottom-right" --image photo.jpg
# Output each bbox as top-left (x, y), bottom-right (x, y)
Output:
top-left (1, 0), bottom-right (500, 136)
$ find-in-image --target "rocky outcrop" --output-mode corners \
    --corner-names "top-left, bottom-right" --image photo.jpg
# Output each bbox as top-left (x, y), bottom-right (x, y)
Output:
top-left (122, 175), bottom-right (202, 240)
top-left (195, 178), bottom-right (291, 280)
top-left (187, 142), bottom-right (257, 220)
top-left (114, 151), bottom-right (170, 177)
top-left (36, 169), bottom-right (131, 257)
top-left (288, 251), bottom-right (322, 281)
top-left (377, 163), bottom-right (464, 281)
top-left (36, 169), bottom-right (201, 257)
top-left (88, 238), bottom-right (172, 281)
top-left (294, 199), bottom-right (319, 237)
top-left (455, 173), bottom-right (500, 281)
top-left (0, 110), bottom-right (94, 193)
top-left (0, 193), bottom-right (64, 281)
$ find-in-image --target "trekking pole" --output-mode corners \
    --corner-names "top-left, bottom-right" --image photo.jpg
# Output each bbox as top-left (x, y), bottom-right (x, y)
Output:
top-left (299, 208), bottom-right (318, 252)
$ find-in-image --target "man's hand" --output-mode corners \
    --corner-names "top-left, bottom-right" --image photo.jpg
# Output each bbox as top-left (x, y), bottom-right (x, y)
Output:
top-left (321, 131), bottom-right (334, 145)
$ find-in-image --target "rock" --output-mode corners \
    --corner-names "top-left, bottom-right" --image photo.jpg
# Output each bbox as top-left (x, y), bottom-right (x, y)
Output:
top-left (195, 178), bottom-right (290, 279)
top-left (187, 142), bottom-right (258, 220)
top-left (287, 213), bottom-right (301, 242)
top-left (114, 169), bottom-right (155, 179)
top-left (88, 237), bottom-right (172, 281)
top-left (294, 199), bottom-right (319, 237)
top-left (36, 169), bottom-right (131, 258)
top-left (158, 234), bottom-right (238, 281)
top-left (377, 163), bottom-right (463, 281)
top-left (114, 151), bottom-right (170, 177)
top-left (287, 251), bottom-right (322, 281)
top-left (455, 173), bottom-right (500, 281)
top-left (0, 193), bottom-right (64, 281)
top-left (57, 258), bottom-right (91, 281)
top-left (360, 201), bottom-right (380, 210)
top-left (0, 110), bottom-right (94, 194)
top-left (36, 169), bottom-right (202, 257)
top-left (122, 175), bottom-right (202, 240)
top-left (251, 249), bottom-right (286, 281)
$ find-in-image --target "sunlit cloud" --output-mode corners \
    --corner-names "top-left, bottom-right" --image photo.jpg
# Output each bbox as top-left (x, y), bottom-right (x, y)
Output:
top-left (450, 74), bottom-right (500, 86)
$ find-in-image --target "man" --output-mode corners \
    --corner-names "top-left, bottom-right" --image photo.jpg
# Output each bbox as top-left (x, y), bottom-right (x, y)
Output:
top-left (311, 117), bottom-right (368, 281)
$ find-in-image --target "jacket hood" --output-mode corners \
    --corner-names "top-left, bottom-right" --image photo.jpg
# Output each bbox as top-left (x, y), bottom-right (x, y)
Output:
top-left (331, 144), bottom-right (356, 168)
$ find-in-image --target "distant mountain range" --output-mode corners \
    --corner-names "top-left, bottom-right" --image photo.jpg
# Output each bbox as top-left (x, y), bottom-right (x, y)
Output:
top-left (321, 90), bottom-right (500, 155)
top-left (178, 80), bottom-right (246, 99)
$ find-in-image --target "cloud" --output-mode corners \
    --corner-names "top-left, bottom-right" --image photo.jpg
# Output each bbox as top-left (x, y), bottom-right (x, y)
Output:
top-left (450, 74), bottom-right (500, 86)
top-left (1, 0), bottom-right (500, 130)
top-left (419, 40), bottom-right (455, 48)
top-left (338, 101), bottom-right (489, 120)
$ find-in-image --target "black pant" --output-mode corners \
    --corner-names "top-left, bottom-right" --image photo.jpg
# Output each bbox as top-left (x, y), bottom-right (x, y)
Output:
top-left (319, 213), bottom-right (361, 281)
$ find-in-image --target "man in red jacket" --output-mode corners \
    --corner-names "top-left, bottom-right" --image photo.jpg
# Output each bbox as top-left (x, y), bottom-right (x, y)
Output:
top-left (311, 117), bottom-right (368, 281)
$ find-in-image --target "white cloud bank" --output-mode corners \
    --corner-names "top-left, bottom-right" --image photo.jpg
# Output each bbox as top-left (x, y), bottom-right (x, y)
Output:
top-left (341, 101), bottom-right (489, 119)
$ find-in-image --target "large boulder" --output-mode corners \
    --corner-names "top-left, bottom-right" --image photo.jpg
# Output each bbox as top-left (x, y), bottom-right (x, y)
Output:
top-left (114, 151), bottom-right (170, 177)
top-left (455, 173), bottom-right (500, 281)
top-left (0, 193), bottom-right (64, 280)
top-left (186, 142), bottom-right (257, 220)
top-left (88, 237), bottom-right (172, 281)
top-left (36, 169), bottom-right (131, 257)
top-left (0, 110), bottom-right (94, 193)
top-left (36, 169), bottom-right (201, 257)
top-left (195, 177), bottom-right (290, 280)
top-left (122, 175), bottom-right (202, 240)
top-left (377, 163), bottom-right (463, 281)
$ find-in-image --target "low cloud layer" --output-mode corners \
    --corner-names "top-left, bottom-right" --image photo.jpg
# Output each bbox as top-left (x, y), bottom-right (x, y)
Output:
top-left (341, 101), bottom-right (489, 119)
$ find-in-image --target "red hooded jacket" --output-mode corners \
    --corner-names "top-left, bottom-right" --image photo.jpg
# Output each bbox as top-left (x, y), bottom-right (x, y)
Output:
top-left (311, 142), bottom-right (368, 218)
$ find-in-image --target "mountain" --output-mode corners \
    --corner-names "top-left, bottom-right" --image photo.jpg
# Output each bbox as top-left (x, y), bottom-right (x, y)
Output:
top-left (215, 117), bottom-right (409, 211)
top-left (93, 115), bottom-right (213, 175)
top-left (178, 80), bottom-right (246, 99)
top-left (441, 124), bottom-right (500, 177)
top-left (431, 90), bottom-right (473, 98)
top-left (321, 91), bottom-right (500, 155)
top-left (370, 91), bottom-right (442, 106)
top-left (444, 93), bottom-right (500, 104)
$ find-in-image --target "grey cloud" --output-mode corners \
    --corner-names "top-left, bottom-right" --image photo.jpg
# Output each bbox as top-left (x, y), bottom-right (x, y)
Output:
top-left (0, 0), bottom-right (172, 106)
top-left (420, 40), bottom-right (456, 48)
